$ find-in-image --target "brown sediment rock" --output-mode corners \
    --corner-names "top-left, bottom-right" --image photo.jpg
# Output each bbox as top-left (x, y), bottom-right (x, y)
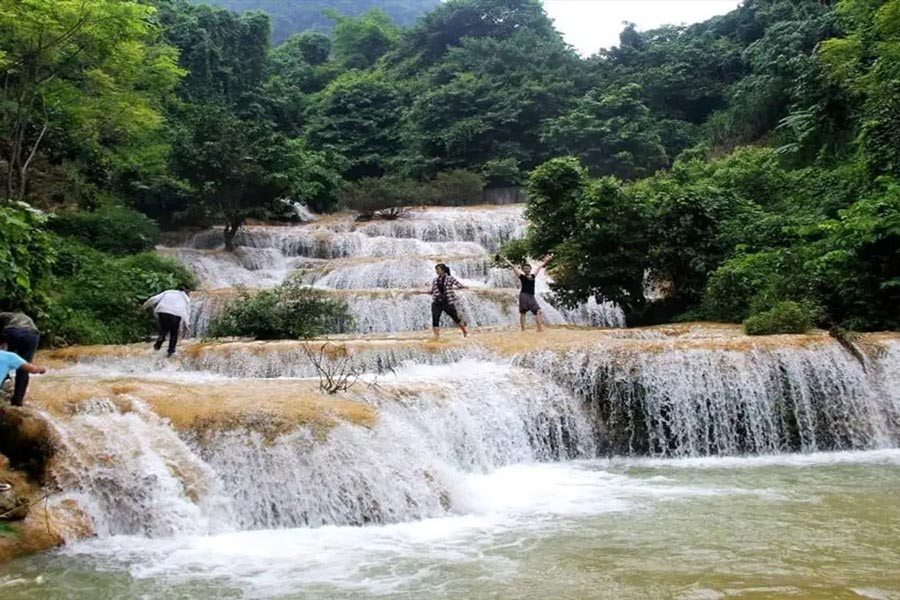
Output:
top-left (26, 378), bottom-right (377, 435)
top-left (0, 497), bottom-right (93, 564)
top-left (0, 406), bottom-right (58, 481)
top-left (39, 323), bottom-right (900, 372)
top-left (0, 408), bottom-right (91, 565)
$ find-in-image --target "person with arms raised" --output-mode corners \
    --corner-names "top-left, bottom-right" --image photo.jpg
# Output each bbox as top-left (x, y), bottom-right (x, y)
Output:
top-left (419, 263), bottom-right (469, 341)
top-left (502, 255), bottom-right (553, 332)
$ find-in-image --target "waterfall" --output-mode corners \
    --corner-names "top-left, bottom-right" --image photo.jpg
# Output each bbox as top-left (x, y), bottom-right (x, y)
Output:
top-left (48, 398), bottom-right (229, 537)
top-left (40, 362), bottom-right (594, 535)
top-left (25, 202), bottom-right (900, 552)
top-left (519, 338), bottom-right (900, 456)
top-left (195, 363), bottom-right (592, 529)
top-left (164, 205), bottom-right (627, 334)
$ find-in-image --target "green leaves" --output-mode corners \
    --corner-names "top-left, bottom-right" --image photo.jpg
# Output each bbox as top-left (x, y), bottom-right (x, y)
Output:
top-left (542, 84), bottom-right (668, 180)
top-left (0, 0), bottom-right (183, 201)
top-left (208, 281), bottom-right (351, 340)
top-left (0, 207), bottom-right (55, 310)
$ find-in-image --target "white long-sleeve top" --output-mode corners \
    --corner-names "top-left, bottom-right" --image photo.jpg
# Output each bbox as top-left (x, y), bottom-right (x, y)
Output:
top-left (143, 290), bottom-right (191, 330)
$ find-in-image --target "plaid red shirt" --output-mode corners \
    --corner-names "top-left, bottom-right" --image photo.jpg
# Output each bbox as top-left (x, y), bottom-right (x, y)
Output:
top-left (431, 275), bottom-right (462, 303)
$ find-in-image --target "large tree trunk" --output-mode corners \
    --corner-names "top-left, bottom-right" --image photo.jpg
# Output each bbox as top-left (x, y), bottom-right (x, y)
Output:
top-left (223, 219), bottom-right (241, 252)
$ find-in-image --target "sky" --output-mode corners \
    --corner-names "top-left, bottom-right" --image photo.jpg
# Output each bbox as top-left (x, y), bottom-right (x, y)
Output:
top-left (542, 0), bottom-right (743, 56)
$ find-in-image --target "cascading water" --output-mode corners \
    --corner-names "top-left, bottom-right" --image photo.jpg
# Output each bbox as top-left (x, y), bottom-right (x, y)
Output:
top-left (38, 361), bottom-right (594, 537)
top-left (5, 206), bottom-right (900, 600)
top-left (47, 398), bottom-right (229, 537)
top-left (192, 363), bottom-right (593, 530)
top-left (163, 205), bottom-right (626, 334)
top-left (519, 337), bottom-right (900, 456)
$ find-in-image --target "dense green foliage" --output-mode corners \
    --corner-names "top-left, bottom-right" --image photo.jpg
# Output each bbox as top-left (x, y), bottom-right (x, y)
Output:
top-left (194, 0), bottom-right (439, 44)
top-left (47, 207), bottom-right (161, 255)
top-left (2, 0), bottom-right (899, 344)
top-left (208, 281), bottom-right (351, 339)
top-left (743, 301), bottom-right (816, 336)
top-left (44, 243), bottom-right (196, 345)
top-left (523, 0), bottom-right (900, 333)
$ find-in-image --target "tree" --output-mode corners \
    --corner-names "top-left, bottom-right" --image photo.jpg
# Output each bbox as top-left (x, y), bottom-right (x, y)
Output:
top-left (306, 71), bottom-right (405, 179)
top-left (395, 0), bottom-right (559, 69)
top-left (525, 157), bottom-right (651, 318)
top-left (542, 84), bottom-right (668, 179)
top-left (818, 0), bottom-right (900, 176)
top-left (327, 9), bottom-right (400, 69)
top-left (0, 0), bottom-right (183, 202)
top-left (153, 1), bottom-right (270, 111)
top-left (172, 104), bottom-right (294, 250)
top-left (190, 0), bottom-right (439, 45)
top-left (282, 139), bottom-right (347, 214)
top-left (289, 31), bottom-right (333, 66)
top-left (405, 27), bottom-right (583, 174)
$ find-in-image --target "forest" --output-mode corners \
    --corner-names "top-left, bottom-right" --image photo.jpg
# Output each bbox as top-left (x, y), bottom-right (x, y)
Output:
top-left (194, 0), bottom-right (440, 43)
top-left (1, 0), bottom-right (898, 345)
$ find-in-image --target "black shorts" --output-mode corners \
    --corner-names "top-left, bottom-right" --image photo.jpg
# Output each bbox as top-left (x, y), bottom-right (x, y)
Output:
top-left (518, 293), bottom-right (541, 315)
top-left (432, 301), bottom-right (462, 327)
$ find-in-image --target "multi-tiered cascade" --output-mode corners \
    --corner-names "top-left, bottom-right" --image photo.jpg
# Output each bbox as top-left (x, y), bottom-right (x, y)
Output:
top-left (2, 205), bottom-right (899, 581)
top-left (163, 205), bottom-right (626, 335)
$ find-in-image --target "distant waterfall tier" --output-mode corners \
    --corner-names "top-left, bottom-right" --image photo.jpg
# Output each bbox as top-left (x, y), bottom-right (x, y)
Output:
top-left (189, 289), bottom-right (626, 336)
top-left (519, 336), bottom-right (900, 457)
top-left (45, 362), bottom-right (595, 534)
top-left (184, 207), bottom-right (525, 255)
top-left (298, 256), bottom-right (518, 289)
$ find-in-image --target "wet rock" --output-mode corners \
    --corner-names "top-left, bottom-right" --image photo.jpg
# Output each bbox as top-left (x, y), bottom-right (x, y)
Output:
top-left (0, 464), bottom-right (37, 521)
top-left (0, 406), bottom-right (58, 481)
top-left (0, 498), bottom-right (93, 564)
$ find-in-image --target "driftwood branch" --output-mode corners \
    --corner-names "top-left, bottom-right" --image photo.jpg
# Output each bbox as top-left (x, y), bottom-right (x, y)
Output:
top-left (302, 341), bottom-right (359, 394)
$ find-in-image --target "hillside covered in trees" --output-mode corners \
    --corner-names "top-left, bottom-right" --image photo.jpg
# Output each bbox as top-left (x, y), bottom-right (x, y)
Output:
top-left (193, 0), bottom-right (441, 43)
top-left (1, 0), bottom-right (898, 345)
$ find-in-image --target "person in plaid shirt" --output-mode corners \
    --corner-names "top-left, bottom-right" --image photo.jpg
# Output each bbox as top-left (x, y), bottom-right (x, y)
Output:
top-left (424, 263), bottom-right (469, 340)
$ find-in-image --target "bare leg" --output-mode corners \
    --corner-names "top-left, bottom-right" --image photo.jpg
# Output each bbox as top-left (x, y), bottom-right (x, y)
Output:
top-left (432, 327), bottom-right (440, 340)
top-left (519, 313), bottom-right (526, 331)
top-left (459, 322), bottom-right (468, 338)
top-left (535, 310), bottom-right (544, 332)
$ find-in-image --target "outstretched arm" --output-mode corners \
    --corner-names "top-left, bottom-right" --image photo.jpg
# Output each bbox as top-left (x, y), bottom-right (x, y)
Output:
top-left (142, 293), bottom-right (163, 311)
top-left (502, 256), bottom-right (523, 277)
top-left (21, 363), bottom-right (47, 375)
top-left (534, 254), bottom-right (554, 276)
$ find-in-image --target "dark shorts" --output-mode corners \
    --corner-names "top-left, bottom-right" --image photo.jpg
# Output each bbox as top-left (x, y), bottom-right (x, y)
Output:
top-left (432, 301), bottom-right (462, 327)
top-left (518, 293), bottom-right (541, 315)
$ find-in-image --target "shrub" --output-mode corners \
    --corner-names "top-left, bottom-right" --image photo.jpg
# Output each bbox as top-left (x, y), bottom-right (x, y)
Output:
top-left (425, 170), bottom-right (484, 205)
top-left (208, 280), bottom-right (351, 340)
top-left (743, 301), bottom-right (815, 336)
top-left (481, 158), bottom-right (523, 187)
top-left (341, 176), bottom-right (420, 220)
top-left (42, 240), bottom-right (197, 345)
top-left (0, 206), bottom-right (55, 313)
top-left (48, 206), bottom-right (160, 255)
top-left (702, 251), bottom-right (792, 322)
top-left (494, 238), bottom-right (530, 267)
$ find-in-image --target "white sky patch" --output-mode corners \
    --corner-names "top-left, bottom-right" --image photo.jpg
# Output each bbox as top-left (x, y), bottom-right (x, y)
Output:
top-left (543, 0), bottom-right (744, 56)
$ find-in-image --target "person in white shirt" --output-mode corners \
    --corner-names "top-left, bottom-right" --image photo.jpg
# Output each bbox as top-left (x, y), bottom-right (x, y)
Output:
top-left (142, 287), bottom-right (191, 357)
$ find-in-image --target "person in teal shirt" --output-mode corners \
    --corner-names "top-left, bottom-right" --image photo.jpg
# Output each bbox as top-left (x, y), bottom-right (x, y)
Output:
top-left (0, 330), bottom-right (47, 405)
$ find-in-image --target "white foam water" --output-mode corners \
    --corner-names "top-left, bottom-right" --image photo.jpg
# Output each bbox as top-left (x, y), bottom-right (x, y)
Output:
top-left (520, 339), bottom-right (900, 456)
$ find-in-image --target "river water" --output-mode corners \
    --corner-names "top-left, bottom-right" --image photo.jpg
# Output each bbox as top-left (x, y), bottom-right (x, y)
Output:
top-left (2, 206), bottom-right (899, 599)
top-left (3, 450), bottom-right (899, 599)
